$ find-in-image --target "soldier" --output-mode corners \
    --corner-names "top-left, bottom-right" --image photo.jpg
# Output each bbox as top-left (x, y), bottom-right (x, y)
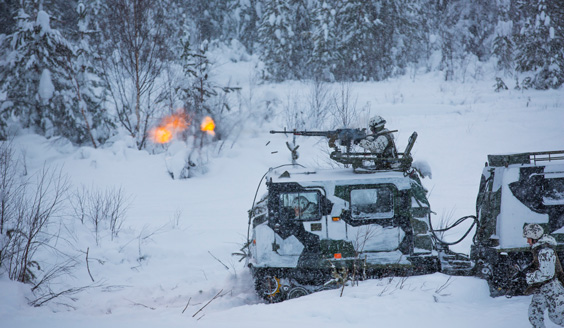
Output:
top-left (292, 195), bottom-right (316, 220)
top-left (290, 195), bottom-right (321, 267)
top-left (358, 115), bottom-right (397, 158)
top-left (523, 223), bottom-right (564, 328)
top-left (358, 116), bottom-right (398, 169)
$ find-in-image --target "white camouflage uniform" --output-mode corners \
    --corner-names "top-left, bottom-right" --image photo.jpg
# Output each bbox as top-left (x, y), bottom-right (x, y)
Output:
top-left (358, 129), bottom-right (396, 158)
top-left (359, 133), bottom-right (389, 153)
top-left (527, 234), bottom-right (564, 328)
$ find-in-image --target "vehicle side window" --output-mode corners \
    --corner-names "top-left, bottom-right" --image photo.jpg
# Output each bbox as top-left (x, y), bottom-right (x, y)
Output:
top-left (544, 178), bottom-right (564, 205)
top-left (350, 187), bottom-right (394, 220)
top-left (279, 192), bottom-right (321, 221)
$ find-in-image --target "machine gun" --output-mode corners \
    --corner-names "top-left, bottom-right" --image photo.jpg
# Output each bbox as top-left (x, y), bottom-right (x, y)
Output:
top-left (270, 128), bottom-right (416, 172)
top-left (495, 262), bottom-right (533, 298)
top-left (269, 128), bottom-right (397, 153)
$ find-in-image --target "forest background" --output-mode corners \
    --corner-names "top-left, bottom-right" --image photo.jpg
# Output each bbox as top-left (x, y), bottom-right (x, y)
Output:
top-left (0, 0), bottom-right (562, 148)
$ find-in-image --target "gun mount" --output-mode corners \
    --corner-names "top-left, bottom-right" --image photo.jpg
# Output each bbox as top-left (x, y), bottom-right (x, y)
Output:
top-left (270, 128), bottom-right (416, 172)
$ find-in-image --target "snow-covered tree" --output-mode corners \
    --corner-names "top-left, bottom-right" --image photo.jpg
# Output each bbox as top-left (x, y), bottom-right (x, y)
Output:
top-left (178, 39), bottom-right (215, 126)
top-left (71, 0), bottom-right (114, 147)
top-left (412, 0), bottom-right (441, 72)
top-left (233, 0), bottom-right (263, 54)
top-left (287, 0), bottom-right (314, 79)
top-left (493, 0), bottom-right (516, 74)
top-left (310, 0), bottom-right (339, 81)
top-left (258, 0), bottom-right (298, 80)
top-left (312, 0), bottom-right (424, 82)
top-left (186, 0), bottom-right (232, 43)
top-left (369, 0), bottom-right (423, 80)
top-left (176, 38), bottom-right (238, 143)
top-left (334, 0), bottom-right (380, 81)
top-left (0, 1), bottom-right (99, 143)
top-left (435, 0), bottom-right (466, 81)
top-left (515, 0), bottom-right (564, 89)
top-left (98, 0), bottom-right (176, 149)
top-left (0, 0), bottom-right (18, 35)
top-left (462, 0), bottom-right (498, 61)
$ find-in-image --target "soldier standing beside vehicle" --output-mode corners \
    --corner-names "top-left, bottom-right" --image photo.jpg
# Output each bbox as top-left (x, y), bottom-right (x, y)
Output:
top-left (523, 223), bottom-right (564, 327)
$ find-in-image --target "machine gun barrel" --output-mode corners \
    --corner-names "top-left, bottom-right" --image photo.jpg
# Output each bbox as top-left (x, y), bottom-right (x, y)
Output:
top-left (270, 128), bottom-right (398, 152)
top-left (270, 130), bottom-right (333, 137)
top-left (270, 129), bottom-right (397, 139)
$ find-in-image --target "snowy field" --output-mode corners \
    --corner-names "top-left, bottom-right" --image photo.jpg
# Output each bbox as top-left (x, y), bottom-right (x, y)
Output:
top-left (1, 54), bottom-right (564, 327)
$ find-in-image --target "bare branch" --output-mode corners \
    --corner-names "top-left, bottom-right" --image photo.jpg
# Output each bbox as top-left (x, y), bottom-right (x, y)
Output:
top-left (86, 247), bottom-right (95, 282)
top-left (29, 284), bottom-right (99, 308)
top-left (182, 297), bottom-right (191, 314)
top-left (192, 289), bottom-right (223, 318)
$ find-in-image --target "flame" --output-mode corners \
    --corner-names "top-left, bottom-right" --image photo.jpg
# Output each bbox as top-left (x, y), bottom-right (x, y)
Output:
top-left (150, 126), bottom-right (173, 143)
top-left (200, 116), bottom-right (215, 136)
top-left (149, 112), bottom-right (189, 144)
top-left (162, 114), bottom-right (188, 131)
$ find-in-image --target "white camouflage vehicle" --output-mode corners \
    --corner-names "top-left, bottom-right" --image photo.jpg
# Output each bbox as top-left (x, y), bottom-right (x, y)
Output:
top-left (470, 151), bottom-right (564, 296)
top-left (243, 127), bottom-right (564, 301)
top-left (244, 129), bottom-right (463, 302)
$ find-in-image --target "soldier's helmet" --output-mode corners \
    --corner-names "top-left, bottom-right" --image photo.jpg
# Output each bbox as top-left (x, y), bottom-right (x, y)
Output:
top-left (523, 223), bottom-right (544, 240)
top-left (369, 115), bottom-right (386, 131)
top-left (292, 196), bottom-right (310, 212)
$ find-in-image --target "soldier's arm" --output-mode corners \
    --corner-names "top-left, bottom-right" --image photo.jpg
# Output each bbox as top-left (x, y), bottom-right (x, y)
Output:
top-left (359, 136), bottom-right (376, 151)
top-left (372, 135), bottom-right (389, 153)
top-left (526, 248), bottom-right (557, 285)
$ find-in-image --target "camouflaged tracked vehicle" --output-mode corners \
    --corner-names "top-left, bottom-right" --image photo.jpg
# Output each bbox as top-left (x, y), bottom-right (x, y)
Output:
top-left (245, 129), bottom-right (461, 302)
top-left (470, 151), bottom-right (564, 297)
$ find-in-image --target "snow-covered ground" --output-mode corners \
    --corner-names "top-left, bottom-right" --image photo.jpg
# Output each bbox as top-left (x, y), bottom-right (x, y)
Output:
top-left (1, 55), bottom-right (563, 327)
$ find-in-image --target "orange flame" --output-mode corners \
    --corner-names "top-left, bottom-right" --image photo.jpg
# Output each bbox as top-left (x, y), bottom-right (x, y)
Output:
top-left (151, 126), bottom-right (173, 143)
top-left (200, 116), bottom-right (215, 136)
top-left (149, 112), bottom-right (189, 144)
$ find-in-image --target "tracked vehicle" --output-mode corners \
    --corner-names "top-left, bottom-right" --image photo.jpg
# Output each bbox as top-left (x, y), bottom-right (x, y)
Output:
top-left (245, 129), bottom-right (463, 302)
top-left (244, 126), bottom-right (564, 300)
top-left (470, 150), bottom-right (564, 297)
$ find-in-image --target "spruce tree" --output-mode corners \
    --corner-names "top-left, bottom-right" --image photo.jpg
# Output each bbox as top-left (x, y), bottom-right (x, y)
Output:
top-left (258, 0), bottom-right (297, 80)
top-left (492, 0), bottom-right (515, 74)
top-left (0, 2), bottom-right (90, 143)
top-left (463, 0), bottom-right (498, 61)
top-left (187, 0), bottom-right (231, 43)
top-left (436, 0), bottom-right (464, 81)
top-left (335, 0), bottom-right (378, 81)
top-left (287, 0), bottom-right (313, 79)
top-left (515, 0), bottom-right (564, 89)
top-left (178, 39), bottom-right (216, 124)
top-left (71, 0), bottom-right (114, 146)
top-left (374, 0), bottom-right (423, 79)
top-left (310, 0), bottom-right (339, 81)
top-left (177, 38), bottom-right (238, 143)
top-left (0, 0), bottom-right (18, 35)
top-left (311, 0), bottom-right (424, 82)
top-left (233, 0), bottom-right (263, 54)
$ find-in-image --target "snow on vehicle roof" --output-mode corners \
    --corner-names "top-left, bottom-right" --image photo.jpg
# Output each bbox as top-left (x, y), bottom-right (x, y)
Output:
top-left (266, 166), bottom-right (414, 190)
